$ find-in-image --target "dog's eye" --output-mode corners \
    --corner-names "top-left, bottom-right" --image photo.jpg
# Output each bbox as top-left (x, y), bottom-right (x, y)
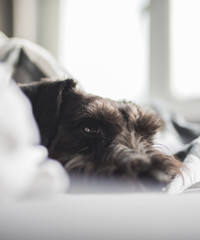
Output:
top-left (82, 126), bottom-right (100, 136)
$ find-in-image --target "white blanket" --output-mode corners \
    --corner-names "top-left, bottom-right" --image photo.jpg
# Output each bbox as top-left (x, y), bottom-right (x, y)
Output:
top-left (0, 64), bottom-right (69, 202)
top-left (168, 137), bottom-right (200, 194)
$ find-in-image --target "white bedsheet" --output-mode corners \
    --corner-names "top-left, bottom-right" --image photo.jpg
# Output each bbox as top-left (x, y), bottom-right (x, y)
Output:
top-left (1, 193), bottom-right (200, 240)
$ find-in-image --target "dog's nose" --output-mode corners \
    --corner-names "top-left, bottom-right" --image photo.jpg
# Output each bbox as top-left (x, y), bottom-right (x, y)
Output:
top-left (131, 154), bottom-right (151, 172)
top-left (112, 143), bottom-right (151, 174)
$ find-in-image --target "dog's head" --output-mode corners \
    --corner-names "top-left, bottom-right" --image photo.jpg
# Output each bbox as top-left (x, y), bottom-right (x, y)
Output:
top-left (20, 79), bottom-right (182, 191)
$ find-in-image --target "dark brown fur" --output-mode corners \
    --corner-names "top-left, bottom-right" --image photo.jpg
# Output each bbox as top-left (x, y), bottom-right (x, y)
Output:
top-left (20, 79), bottom-right (182, 191)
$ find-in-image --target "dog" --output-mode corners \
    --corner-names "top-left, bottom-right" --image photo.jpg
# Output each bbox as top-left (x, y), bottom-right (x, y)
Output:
top-left (19, 79), bottom-right (182, 192)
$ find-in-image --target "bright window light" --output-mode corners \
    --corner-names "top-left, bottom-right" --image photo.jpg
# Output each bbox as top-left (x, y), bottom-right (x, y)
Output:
top-left (170, 0), bottom-right (200, 99)
top-left (58, 0), bottom-right (149, 102)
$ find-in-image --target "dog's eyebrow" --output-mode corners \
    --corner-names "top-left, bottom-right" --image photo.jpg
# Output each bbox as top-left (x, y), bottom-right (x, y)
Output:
top-left (85, 98), bottom-right (122, 121)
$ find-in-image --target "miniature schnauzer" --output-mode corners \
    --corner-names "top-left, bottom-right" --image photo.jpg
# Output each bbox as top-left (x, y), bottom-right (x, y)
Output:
top-left (20, 79), bottom-right (182, 192)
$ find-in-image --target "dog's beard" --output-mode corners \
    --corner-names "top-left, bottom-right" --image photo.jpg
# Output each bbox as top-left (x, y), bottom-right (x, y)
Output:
top-left (57, 141), bottom-right (182, 192)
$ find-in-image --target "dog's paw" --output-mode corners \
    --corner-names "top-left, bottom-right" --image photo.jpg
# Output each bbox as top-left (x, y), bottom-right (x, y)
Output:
top-left (112, 150), bottom-right (183, 191)
top-left (134, 153), bottom-right (182, 190)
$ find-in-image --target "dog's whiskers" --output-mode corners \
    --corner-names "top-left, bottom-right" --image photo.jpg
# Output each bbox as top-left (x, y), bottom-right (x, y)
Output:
top-left (153, 141), bottom-right (172, 153)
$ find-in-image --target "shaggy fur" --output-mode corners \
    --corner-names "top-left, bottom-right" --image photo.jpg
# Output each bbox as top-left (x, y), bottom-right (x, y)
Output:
top-left (20, 79), bottom-right (182, 191)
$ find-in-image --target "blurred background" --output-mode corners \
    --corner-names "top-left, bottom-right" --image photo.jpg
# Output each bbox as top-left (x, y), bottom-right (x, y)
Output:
top-left (0, 0), bottom-right (200, 122)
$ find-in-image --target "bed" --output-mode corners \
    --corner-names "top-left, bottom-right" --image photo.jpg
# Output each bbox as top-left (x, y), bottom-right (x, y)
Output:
top-left (1, 32), bottom-right (200, 240)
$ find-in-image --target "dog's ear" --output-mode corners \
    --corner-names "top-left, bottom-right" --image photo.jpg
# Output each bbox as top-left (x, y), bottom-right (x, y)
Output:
top-left (134, 107), bottom-right (164, 140)
top-left (20, 79), bottom-right (77, 147)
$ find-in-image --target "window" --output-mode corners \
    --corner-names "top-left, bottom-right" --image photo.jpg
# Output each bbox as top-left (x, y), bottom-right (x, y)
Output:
top-left (149, 0), bottom-right (200, 122)
top-left (170, 0), bottom-right (200, 100)
top-left (58, 0), bottom-right (149, 102)
top-left (8, 0), bottom-right (200, 121)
